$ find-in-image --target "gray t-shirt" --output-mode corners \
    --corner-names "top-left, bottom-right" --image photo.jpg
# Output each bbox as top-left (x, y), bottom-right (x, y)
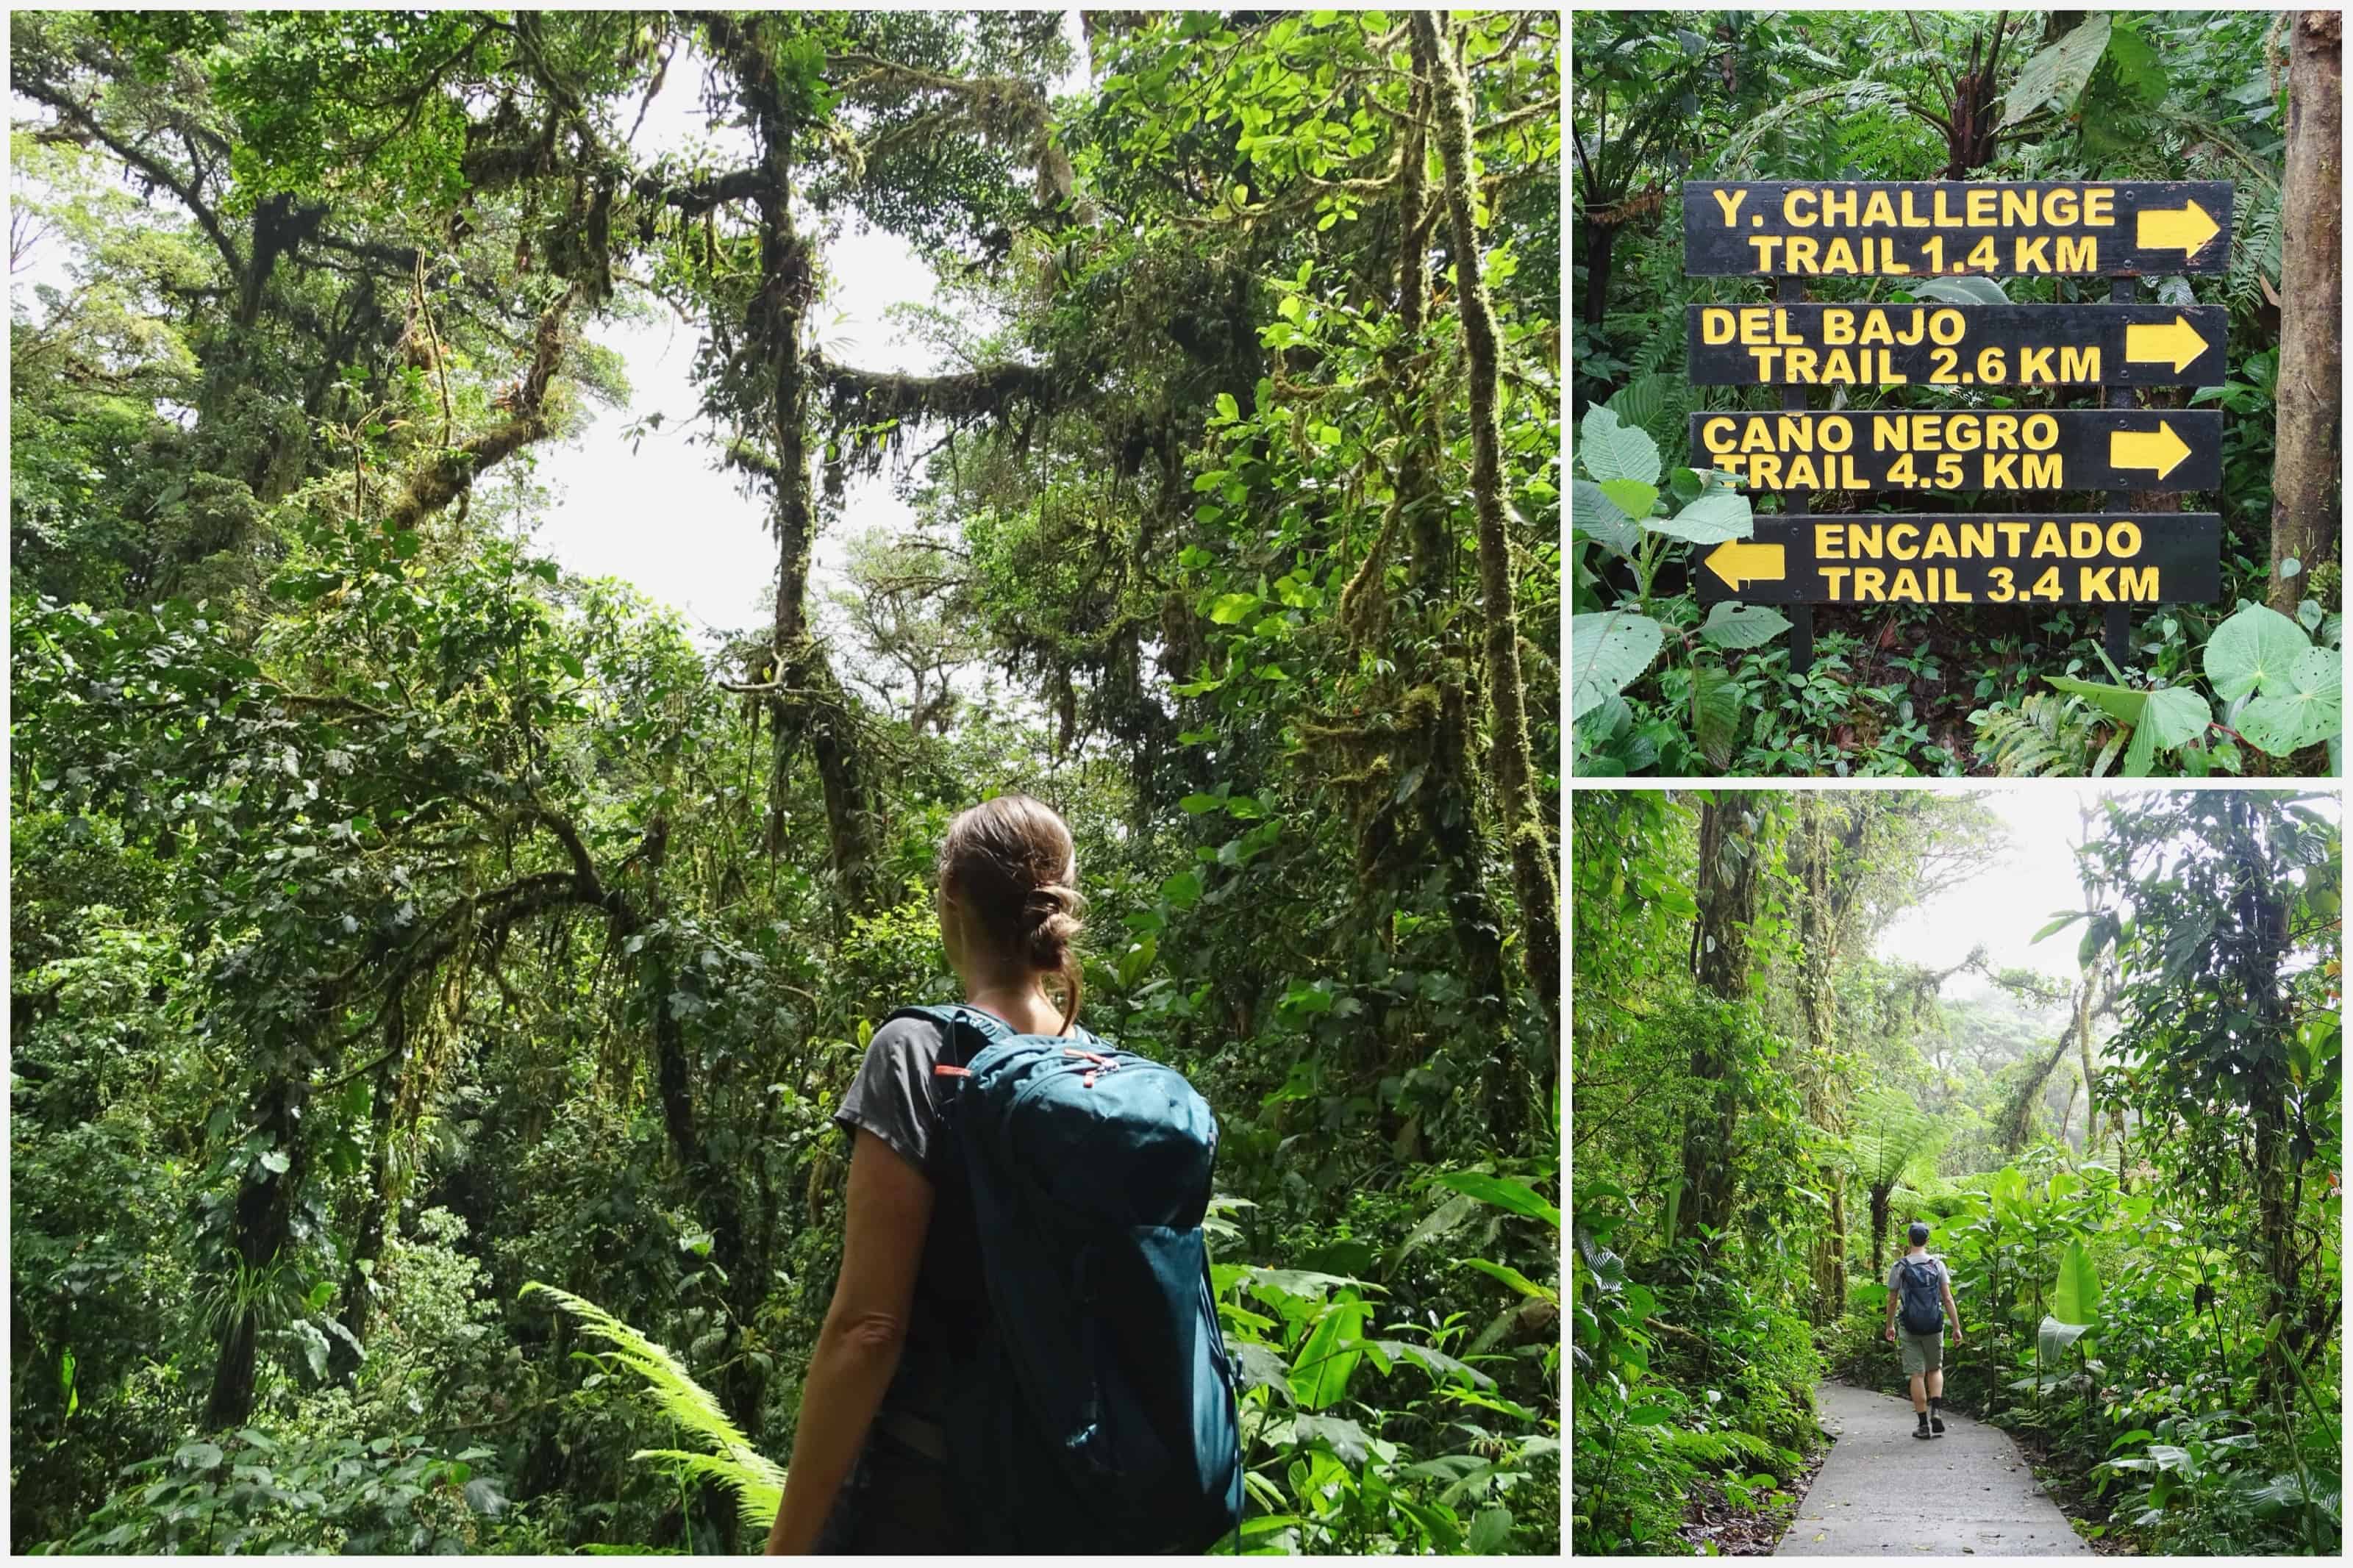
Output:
top-left (1888, 1251), bottom-right (1951, 1333)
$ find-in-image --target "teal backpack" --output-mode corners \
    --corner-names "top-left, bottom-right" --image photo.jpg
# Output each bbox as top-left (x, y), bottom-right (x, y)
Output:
top-left (892, 1003), bottom-right (1245, 1554)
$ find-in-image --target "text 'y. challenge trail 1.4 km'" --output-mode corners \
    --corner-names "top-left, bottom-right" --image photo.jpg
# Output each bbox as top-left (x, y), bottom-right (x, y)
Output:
top-left (1679, 179), bottom-right (2231, 660)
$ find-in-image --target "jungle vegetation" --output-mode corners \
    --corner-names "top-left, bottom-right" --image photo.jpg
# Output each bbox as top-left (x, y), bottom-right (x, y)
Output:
top-left (9, 9), bottom-right (1561, 1553)
top-left (1571, 10), bottom-right (2343, 778)
top-left (1571, 789), bottom-right (2343, 1554)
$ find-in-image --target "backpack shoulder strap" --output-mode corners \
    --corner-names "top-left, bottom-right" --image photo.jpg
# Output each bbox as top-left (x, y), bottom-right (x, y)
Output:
top-left (885, 1003), bottom-right (1015, 1080)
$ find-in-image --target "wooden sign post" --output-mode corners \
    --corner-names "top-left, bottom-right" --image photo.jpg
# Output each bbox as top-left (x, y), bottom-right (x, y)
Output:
top-left (1682, 179), bottom-right (2232, 675)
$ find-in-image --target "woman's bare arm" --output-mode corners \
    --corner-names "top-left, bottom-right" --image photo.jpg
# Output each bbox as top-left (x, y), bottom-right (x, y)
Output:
top-left (765, 1130), bottom-right (935, 1554)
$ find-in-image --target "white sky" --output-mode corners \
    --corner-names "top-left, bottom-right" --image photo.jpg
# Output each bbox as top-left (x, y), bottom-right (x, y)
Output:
top-left (1877, 788), bottom-right (2343, 992)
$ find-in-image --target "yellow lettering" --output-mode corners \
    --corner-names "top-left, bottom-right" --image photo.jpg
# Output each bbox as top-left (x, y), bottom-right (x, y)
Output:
top-left (1934, 188), bottom-right (1964, 228)
top-left (2083, 188), bottom-right (2114, 226)
top-left (2001, 188), bottom-right (2037, 226)
top-left (2015, 235), bottom-right (2051, 271)
top-left (1996, 521), bottom-right (2029, 556)
top-left (2118, 565), bottom-right (2158, 599)
top-left (1702, 307), bottom-right (1737, 346)
top-left (1848, 524), bottom-right (1882, 559)
top-left (1983, 454), bottom-right (2018, 488)
top-left (2032, 523), bottom-right (2068, 559)
top-left (1712, 187), bottom-right (1749, 226)
top-left (1824, 308), bottom-right (1855, 346)
top-left (1785, 189), bottom-right (1816, 228)
top-left (1822, 188), bottom-right (1857, 227)
top-left (2022, 454), bottom-right (2062, 487)
top-left (1967, 188), bottom-right (1996, 226)
top-left (1854, 566), bottom-right (1888, 601)
top-left (2019, 346), bottom-right (2054, 382)
top-left (1774, 416), bottom-right (1813, 453)
top-left (2107, 521), bottom-right (2142, 556)
top-left (1822, 237), bottom-right (1859, 273)
top-left (1786, 455), bottom-right (1821, 488)
top-left (2045, 188), bottom-right (2079, 226)
top-left (1889, 568), bottom-right (1924, 603)
top-left (1858, 310), bottom-right (1893, 346)
top-left (1924, 523), bottom-right (1959, 559)
top-left (2024, 414), bottom-right (2057, 449)
top-left (1863, 190), bottom-right (1896, 226)
top-left (1929, 309), bottom-right (1964, 346)
top-left (1818, 417), bottom-right (1854, 453)
top-left (1818, 525), bottom-right (1845, 561)
top-left (1751, 454), bottom-right (1783, 489)
top-left (1749, 236), bottom-right (1782, 270)
top-left (1747, 348), bottom-right (1781, 380)
top-left (2060, 346), bottom-right (2099, 380)
top-left (1820, 348), bottom-right (1856, 382)
top-left (1739, 306), bottom-right (1771, 346)
top-left (2055, 236), bottom-right (2096, 271)
top-left (1702, 417), bottom-right (1738, 457)
top-left (1888, 523), bottom-right (1921, 561)
top-left (2071, 522), bottom-right (2105, 558)
top-left (2081, 567), bottom-right (2115, 601)
top-left (1960, 523), bottom-right (1994, 558)
top-left (1902, 190), bottom-right (1931, 228)
top-left (1786, 235), bottom-right (1820, 273)
top-left (1741, 420), bottom-right (1775, 453)
top-left (1822, 566), bottom-right (1852, 598)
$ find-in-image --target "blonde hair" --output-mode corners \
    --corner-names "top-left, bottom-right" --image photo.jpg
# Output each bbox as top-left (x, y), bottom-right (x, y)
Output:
top-left (938, 794), bottom-right (1085, 1032)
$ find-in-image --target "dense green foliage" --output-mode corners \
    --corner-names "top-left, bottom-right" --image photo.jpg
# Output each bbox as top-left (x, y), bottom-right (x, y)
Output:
top-left (10, 10), bottom-right (1560, 1553)
top-left (1571, 10), bottom-right (2342, 777)
top-left (1571, 790), bottom-right (2341, 1554)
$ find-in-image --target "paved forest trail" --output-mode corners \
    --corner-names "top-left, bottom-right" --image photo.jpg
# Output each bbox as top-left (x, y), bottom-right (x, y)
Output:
top-left (1776, 1381), bottom-right (2093, 1556)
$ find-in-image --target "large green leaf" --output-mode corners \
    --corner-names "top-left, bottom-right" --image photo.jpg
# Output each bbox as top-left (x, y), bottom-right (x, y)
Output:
top-left (1436, 1170), bottom-right (1560, 1228)
top-left (1578, 404), bottom-right (1661, 487)
top-left (1571, 479), bottom-right (1640, 557)
top-left (1697, 601), bottom-right (1790, 651)
top-left (1643, 489), bottom-right (1752, 545)
top-left (1571, 611), bottom-right (1665, 720)
top-left (2235, 645), bottom-right (2340, 755)
top-left (2038, 1314), bottom-right (2093, 1366)
top-left (2054, 1239), bottom-right (2100, 1326)
top-left (2000, 12), bottom-right (2113, 127)
top-left (1290, 1289), bottom-right (1370, 1408)
top-left (2204, 603), bottom-right (2310, 702)
top-left (1907, 275), bottom-right (2013, 306)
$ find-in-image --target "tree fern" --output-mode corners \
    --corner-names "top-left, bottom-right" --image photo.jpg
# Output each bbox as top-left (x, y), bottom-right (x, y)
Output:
top-left (1973, 692), bottom-right (2110, 777)
top-left (523, 1282), bottom-right (786, 1534)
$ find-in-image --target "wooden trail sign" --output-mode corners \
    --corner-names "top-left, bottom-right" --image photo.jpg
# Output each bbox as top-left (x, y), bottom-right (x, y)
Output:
top-left (1682, 181), bottom-right (2233, 276)
top-left (1690, 409), bottom-right (2222, 493)
top-left (1687, 304), bottom-right (2227, 387)
top-left (1692, 514), bottom-right (2222, 609)
top-left (1667, 176), bottom-right (2233, 678)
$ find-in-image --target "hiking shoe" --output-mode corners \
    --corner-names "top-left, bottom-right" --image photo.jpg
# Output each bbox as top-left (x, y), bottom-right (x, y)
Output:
top-left (1931, 1414), bottom-right (1946, 1435)
top-left (1913, 1418), bottom-right (1932, 1440)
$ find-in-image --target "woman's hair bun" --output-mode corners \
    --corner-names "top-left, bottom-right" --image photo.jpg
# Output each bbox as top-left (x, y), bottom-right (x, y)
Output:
top-left (1023, 884), bottom-right (1085, 968)
top-left (940, 795), bottom-right (1088, 1030)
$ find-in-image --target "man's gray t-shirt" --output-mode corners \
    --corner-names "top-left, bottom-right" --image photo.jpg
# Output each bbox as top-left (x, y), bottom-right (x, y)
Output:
top-left (1889, 1252), bottom-right (1951, 1335)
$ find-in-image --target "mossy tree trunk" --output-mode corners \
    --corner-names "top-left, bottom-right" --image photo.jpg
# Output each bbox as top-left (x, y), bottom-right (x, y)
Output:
top-left (2271, 10), bottom-right (2341, 615)
top-left (1413, 14), bottom-right (1559, 1006)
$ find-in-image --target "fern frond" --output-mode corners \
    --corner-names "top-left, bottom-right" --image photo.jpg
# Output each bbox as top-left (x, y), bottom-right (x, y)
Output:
top-left (632, 1449), bottom-right (786, 1533)
top-left (524, 1281), bottom-right (786, 1528)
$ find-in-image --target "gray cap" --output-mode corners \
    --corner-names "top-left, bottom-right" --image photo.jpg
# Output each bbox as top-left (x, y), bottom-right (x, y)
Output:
top-left (1907, 1221), bottom-right (1930, 1245)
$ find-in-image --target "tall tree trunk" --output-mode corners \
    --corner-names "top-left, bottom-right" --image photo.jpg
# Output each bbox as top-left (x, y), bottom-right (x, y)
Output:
top-left (1415, 14), bottom-right (1559, 1003)
top-left (1581, 220), bottom-right (1618, 326)
top-left (1676, 795), bottom-right (1760, 1250)
top-left (205, 1075), bottom-right (310, 1428)
top-left (2271, 11), bottom-right (2342, 614)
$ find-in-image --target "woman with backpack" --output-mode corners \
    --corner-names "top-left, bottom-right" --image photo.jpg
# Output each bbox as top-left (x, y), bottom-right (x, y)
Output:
top-left (765, 794), bottom-right (1241, 1555)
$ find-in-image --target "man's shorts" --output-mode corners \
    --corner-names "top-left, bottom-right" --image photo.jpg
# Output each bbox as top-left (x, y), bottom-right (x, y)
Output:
top-left (1899, 1328), bottom-right (1944, 1375)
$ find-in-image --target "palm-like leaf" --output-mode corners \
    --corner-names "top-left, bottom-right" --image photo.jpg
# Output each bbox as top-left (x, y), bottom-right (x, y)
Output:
top-left (524, 1282), bottom-right (786, 1532)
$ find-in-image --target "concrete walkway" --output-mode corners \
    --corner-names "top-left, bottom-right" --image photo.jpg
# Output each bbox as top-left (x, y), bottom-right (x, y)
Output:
top-left (1776, 1381), bottom-right (2093, 1556)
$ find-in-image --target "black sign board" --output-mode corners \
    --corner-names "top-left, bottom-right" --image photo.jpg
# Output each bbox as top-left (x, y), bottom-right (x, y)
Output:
top-left (1693, 513), bottom-right (2222, 608)
top-left (1683, 181), bottom-right (2234, 276)
top-left (1686, 303), bottom-right (2227, 387)
top-left (1689, 409), bottom-right (2223, 493)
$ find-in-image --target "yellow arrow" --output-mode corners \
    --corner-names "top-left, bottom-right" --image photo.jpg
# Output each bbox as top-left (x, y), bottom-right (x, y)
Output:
top-left (1704, 540), bottom-right (1787, 590)
top-left (2110, 420), bottom-right (2193, 479)
top-left (2124, 315), bottom-right (2210, 373)
top-left (2137, 200), bottom-right (2221, 258)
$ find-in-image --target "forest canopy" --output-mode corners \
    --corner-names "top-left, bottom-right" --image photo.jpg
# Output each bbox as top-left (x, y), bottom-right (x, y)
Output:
top-left (10, 9), bottom-right (1561, 1553)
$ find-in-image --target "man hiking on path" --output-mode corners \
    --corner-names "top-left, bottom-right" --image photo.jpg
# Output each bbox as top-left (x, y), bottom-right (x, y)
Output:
top-left (1885, 1220), bottom-right (1964, 1439)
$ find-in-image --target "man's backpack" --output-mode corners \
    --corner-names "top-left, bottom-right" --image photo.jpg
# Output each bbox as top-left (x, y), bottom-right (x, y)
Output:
top-left (1897, 1256), bottom-right (1945, 1336)
top-left (892, 1003), bottom-right (1245, 1555)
